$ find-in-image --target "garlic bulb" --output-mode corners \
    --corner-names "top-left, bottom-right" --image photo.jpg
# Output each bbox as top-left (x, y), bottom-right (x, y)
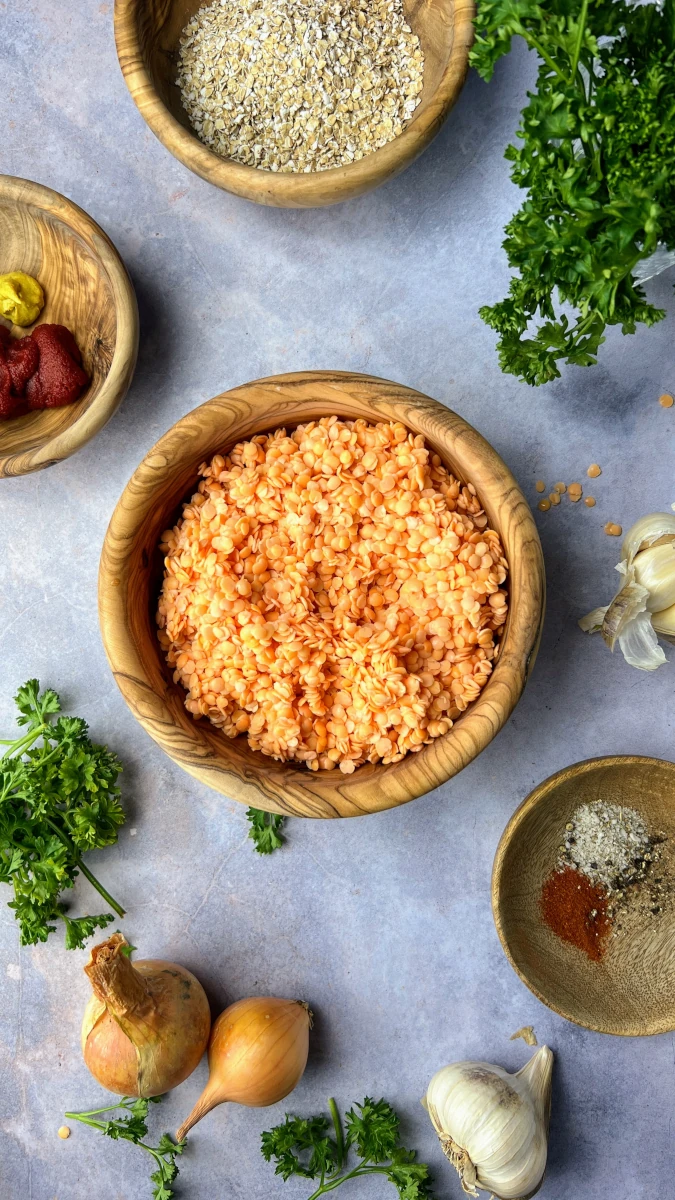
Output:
top-left (424, 1046), bottom-right (553, 1200)
top-left (579, 511), bottom-right (675, 670)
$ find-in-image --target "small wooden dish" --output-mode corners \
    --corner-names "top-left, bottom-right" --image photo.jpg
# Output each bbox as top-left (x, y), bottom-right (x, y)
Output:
top-left (493, 756), bottom-right (675, 1036)
top-left (114, 0), bottom-right (475, 208)
top-left (0, 176), bottom-right (139, 478)
top-left (99, 371), bottom-right (543, 817)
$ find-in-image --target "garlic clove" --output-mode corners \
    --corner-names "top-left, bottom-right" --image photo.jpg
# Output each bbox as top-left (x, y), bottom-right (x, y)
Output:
top-left (620, 512), bottom-right (675, 564)
top-left (516, 1045), bottom-right (553, 1131)
top-left (632, 542), bottom-right (675, 612)
top-left (652, 602), bottom-right (675, 639)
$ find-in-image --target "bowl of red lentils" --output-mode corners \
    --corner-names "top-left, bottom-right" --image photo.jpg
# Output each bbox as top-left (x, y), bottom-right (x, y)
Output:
top-left (99, 370), bottom-right (544, 818)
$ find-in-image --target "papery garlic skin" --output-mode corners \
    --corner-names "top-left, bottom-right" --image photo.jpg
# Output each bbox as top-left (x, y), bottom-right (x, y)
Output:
top-left (580, 512), bottom-right (675, 670)
top-left (425, 1047), bottom-right (553, 1200)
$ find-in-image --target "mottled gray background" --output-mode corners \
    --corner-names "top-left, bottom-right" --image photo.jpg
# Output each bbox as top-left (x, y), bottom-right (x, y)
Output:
top-left (2, 2), bottom-right (675, 1198)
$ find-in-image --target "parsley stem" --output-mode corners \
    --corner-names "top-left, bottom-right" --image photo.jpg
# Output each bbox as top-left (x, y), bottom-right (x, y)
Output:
top-left (44, 817), bottom-right (126, 918)
top-left (0, 724), bottom-right (46, 756)
top-left (570, 0), bottom-right (589, 83)
top-left (308, 1165), bottom-right (392, 1198)
top-left (65, 1112), bottom-right (169, 1167)
top-left (515, 24), bottom-right (566, 82)
top-left (65, 1104), bottom-right (123, 1120)
top-left (73, 858), bottom-right (126, 918)
top-left (328, 1098), bottom-right (345, 1170)
top-left (64, 1112), bottom-right (109, 1131)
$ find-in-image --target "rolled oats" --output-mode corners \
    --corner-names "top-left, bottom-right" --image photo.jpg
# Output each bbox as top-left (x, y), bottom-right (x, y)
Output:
top-left (177, 0), bottom-right (425, 172)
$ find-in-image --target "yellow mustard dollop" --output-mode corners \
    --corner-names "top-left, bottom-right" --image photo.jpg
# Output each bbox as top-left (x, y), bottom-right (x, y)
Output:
top-left (0, 272), bottom-right (45, 327)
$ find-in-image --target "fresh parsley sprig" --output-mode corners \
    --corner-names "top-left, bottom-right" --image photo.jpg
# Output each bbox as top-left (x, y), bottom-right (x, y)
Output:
top-left (247, 806), bottom-right (286, 854)
top-left (0, 680), bottom-right (125, 948)
top-left (471, 0), bottom-right (675, 385)
top-left (262, 1097), bottom-right (435, 1199)
top-left (64, 1096), bottom-right (185, 1200)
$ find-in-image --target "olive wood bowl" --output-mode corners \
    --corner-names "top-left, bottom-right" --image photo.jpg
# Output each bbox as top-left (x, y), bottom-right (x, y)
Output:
top-left (98, 370), bottom-right (544, 817)
top-left (0, 176), bottom-right (139, 478)
top-left (114, 0), bottom-right (475, 208)
top-left (493, 755), bottom-right (675, 1036)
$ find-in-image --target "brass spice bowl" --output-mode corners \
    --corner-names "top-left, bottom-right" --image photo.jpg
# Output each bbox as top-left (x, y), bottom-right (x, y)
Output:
top-left (114, 0), bottom-right (475, 208)
top-left (0, 176), bottom-right (138, 478)
top-left (98, 370), bottom-right (544, 818)
top-left (493, 755), bottom-right (675, 1036)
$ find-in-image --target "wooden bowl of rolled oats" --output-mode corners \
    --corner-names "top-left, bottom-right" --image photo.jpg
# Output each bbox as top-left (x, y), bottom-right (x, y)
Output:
top-left (99, 370), bottom-right (544, 817)
top-left (114, 0), bottom-right (475, 207)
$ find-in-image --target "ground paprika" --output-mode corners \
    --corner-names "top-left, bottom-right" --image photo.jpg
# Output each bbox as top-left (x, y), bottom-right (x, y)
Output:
top-left (540, 865), bottom-right (612, 961)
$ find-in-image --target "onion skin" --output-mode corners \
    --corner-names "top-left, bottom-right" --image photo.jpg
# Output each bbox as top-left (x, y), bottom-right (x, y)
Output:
top-left (176, 996), bottom-right (311, 1141)
top-left (81, 934), bottom-right (211, 1098)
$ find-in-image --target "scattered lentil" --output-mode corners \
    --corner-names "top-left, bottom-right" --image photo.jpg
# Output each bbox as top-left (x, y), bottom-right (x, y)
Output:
top-left (177, 0), bottom-right (424, 173)
top-left (548, 492), bottom-right (560, 506)
top-left (587, 463), bottom-right (602, 478)
top-left (58, 1126), bottom-right (71, 1140)
top-left (584, 496), bottom-right (596, 507)
top-left (535, 480), bottom-right (546, 493)
top-left (537, 498), bottom-right (551, 512)
top-left (659, 393), bottom-right (674, 408)
top-left (568, 482), bottom-right (583, 502)
top-left (604, 522), bottom-right (622, 536)
top-left (554, 482), bottom-right (566, 494)
top-left (157, 417), bottom-right (508, 773)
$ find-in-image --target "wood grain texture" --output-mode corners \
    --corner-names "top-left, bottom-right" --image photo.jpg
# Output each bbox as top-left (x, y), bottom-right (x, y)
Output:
top-left (493, 755), bottom-right (675, 1036)
top-left (99, 371), bottom-right (544, 818)
top-left (0, 176), bottom-right (139, 478)
top-left (114, 0), bottom-right (475, 208)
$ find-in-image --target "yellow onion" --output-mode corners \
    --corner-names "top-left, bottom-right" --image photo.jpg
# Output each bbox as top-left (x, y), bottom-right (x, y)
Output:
top-left (176, 996), bottom-right (311, 1140)
top-left (81, 933), bottom-right (211, 1098)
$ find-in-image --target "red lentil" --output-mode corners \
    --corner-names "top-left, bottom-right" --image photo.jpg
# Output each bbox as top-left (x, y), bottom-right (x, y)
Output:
top-left (157, 417), bottom-right (508, 773)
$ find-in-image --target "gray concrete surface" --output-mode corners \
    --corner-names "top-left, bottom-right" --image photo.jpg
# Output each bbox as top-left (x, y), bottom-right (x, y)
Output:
top-left (2, 2), bottom-right (675, 1198)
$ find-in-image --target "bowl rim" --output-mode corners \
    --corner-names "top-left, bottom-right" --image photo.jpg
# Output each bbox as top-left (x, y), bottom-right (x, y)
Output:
top-left (492, 753), bottom-right (675, 1036)
top-left (98, 369), bottom-right (545, 817)
top-left (0, 174), bottom-right (139, 478)
top-left (113, 0), bottom-right (476, 207)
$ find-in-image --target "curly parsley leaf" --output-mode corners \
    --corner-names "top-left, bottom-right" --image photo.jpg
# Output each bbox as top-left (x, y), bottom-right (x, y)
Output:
top-left (262, 1115), bottom-right (338, 1181)
top-left (65, 1096), bottom-right (186, 1200)
top-left (471, 0), bottom-right (675, 385)
top-left (345, 1097), bottom-right (401, 1163)
top-left (0, 681), bottom-right (125, 947)
top-left (246, 806), bottom-right (286, 854)
top-left (60, 908), bottom-right (116, 951)
top-left (262, 1097), bottom-right (435, 1200)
